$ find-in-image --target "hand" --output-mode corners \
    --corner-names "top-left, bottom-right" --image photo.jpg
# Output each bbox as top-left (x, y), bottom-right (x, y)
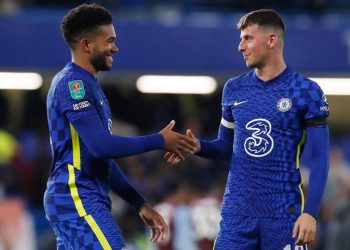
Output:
top-left (160, 121), bottom-right (197, 160)
top-left (139, 203), bottom-right (168, 243)
top-left (164, 129), bottom-right (201, 165)
top-left (292, 213), bottom-right (316, 246)
top-left (186, 129), bottom-right (201, 152)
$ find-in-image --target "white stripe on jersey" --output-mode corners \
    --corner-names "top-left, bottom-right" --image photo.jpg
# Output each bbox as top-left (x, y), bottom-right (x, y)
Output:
top-left (221, 117), bottom-right (234, 129)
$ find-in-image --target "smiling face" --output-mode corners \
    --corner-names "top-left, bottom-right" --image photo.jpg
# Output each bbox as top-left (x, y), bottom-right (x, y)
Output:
top-left (88, 24), bottom-right (118, 71)
top-left (238, 24), bottom-right (272, 69)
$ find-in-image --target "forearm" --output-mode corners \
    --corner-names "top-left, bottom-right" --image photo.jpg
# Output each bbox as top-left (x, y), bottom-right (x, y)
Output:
top-left (108, 160), bottom-right (145, 211)
top-left (72, 114), bottom-right (164, 158)
top-left (197, 124), bottom-right (233, 161)
top-left (304, 126), bottom-right (329, 219)
top-left (197, 139), bottom-right (231, 160)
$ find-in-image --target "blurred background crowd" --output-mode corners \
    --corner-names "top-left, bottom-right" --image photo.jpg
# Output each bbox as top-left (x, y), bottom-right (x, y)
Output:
top-left (0, 0), bottom-right (350, 250)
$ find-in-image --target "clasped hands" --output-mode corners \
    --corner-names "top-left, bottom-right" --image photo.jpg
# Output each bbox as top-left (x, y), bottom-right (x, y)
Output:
top-left (160, 120), bottom-right (200, 165)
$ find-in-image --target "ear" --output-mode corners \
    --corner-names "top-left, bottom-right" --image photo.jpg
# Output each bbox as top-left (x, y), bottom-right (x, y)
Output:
top-left (81, 38), bottom-right (92, 53)
top-left (267, 34), bottom-right (278, 49)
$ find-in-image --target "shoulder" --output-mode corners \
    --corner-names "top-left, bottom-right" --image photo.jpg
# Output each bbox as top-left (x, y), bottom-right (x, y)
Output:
top-left (48, 71), bottom-right (95, 117)
top-left (290, 71), bottom-right (323, 92)
top-left (223, 71), bottom-right (253, 93)
top-left (225, 71), bottom-right (252, 88)
top-left (222, 71), bottom-right (252, 102)
top-left (290, 72), bottom-right (327, 108)
top-left (54, 69), bottom-right (94, 101)
top-left (56, 69), bottom-right (86, 89)
top-left (48, 68), bottom-right (73, 105)
top-left (290, 71), bottom-right (329, 118)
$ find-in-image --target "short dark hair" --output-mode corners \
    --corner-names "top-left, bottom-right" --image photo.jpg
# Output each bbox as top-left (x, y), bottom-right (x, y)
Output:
top-left (60, 3), bottom-right (113, 48)
top-left (237, 9), bottom-right (285, 36)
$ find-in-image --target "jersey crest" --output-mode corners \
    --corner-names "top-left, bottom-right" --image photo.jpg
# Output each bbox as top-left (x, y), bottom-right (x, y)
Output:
top-left (277, 98), bottom-right (292, 112)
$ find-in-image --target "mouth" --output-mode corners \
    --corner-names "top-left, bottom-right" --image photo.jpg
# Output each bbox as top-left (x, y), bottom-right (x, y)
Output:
top-left (243, 54), bottom-right (249, 60)
top-left (106, 54), bottom-right (113, 63)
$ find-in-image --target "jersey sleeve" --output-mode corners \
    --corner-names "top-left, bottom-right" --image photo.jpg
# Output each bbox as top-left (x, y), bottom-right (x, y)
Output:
top-left (197, 79), bottom-right (234, 160)
top-left (55, 77), bottom-right (98, 123)
top-left (221, 80), bottom-right (234, 129)
top-left (303, 81), bottom-right (329, 120)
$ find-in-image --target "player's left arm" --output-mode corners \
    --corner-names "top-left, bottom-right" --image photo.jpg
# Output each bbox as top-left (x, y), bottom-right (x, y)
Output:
top-left (108, 160), bottom-right (146, 210)
top-left (293, 117), bottom-right (329, 245)
top-left (108, 160), bottom-right (168, 242)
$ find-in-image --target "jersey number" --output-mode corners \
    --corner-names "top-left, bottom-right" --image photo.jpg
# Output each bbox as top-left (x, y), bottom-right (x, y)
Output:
top-left (284, 244), bottom-right (305, 250)
top-left (244, 118), bottom-right (274, 157)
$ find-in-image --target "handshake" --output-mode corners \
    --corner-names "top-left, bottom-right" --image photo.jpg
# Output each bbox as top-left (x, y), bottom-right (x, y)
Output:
top-left (159, 120), bottom-right (201, 165)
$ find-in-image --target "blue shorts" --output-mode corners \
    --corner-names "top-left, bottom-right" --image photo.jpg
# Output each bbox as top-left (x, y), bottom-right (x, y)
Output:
top-left (214, 214), bottom-right (308, 250)
top-left (49, 211), bottom-right (126, 250)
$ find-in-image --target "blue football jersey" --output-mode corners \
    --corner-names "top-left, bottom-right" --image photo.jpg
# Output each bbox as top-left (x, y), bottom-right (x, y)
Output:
top-left (44, 62), bottom-right (114, 221)
top-left (220, 67), bottom-right (329, 219)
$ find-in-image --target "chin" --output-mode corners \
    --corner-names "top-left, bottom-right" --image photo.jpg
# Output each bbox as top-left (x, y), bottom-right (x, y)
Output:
top-left (106, 61), bottom-right (113, 70)
top-left (246, 62), bottom-right (254, 68)
top-left (99, 64), bottom-right (112, 71)
top-left (246, 61), bottom-right (258, 69)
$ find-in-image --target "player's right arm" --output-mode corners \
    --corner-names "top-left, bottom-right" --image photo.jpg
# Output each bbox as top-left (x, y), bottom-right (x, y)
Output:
top-left (72, 115), bottom-right (195, 159)
top-left (55, 77), bottom-right (196, 159)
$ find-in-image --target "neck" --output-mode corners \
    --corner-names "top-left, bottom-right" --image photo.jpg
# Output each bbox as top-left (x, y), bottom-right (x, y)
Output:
top-left (71, 52), bottom-right (98, 77)
top-left (255, 55), bottom-right (286, 82)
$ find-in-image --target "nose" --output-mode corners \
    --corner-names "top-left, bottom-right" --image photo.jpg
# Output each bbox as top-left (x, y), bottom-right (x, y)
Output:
top-left (112, 43), bottom-right (119, 53)
top-left (238, 40), bottom-right (245, 52)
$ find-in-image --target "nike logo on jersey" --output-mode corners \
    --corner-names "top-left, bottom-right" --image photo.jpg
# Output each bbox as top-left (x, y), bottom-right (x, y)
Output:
top-left (233, 100), bottom-right (248, 106)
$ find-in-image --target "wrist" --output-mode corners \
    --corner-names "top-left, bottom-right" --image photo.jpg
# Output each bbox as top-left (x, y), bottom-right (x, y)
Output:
top-left (157, 132), bottom-right (165, 146)
top-left (302, 209), bottom-right (318, 220)
top-left (150, 133), bottom-right (164, 149)
top-left (135, 200), bottom-right (147, 212)
top-left (195, 139), bottom-right (204, 155)
top-left (195, 139), bottom-right (201, 153)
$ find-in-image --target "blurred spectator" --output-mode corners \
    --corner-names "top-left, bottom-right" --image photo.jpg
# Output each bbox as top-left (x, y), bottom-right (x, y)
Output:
top-left (0, 129), bottom-right (18, 197)
top-left (0, 130), bottom-right (17, 166)
top-left (0, 198), bottom-right (36, 250)
top-left (190, 183), bottom-right (221, 250)
top-left (323, 146), bottom-right (350, 218)
top-left (154, 176), bottom-right (196, 250)
top-left (0, 0), bottom-right (21, 15)
top-left (321, 146), bottom-right (350, 250)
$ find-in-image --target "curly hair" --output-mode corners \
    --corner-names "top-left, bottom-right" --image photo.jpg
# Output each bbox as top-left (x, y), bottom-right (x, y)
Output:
top-left (60, 3), bottom-right (113, 48)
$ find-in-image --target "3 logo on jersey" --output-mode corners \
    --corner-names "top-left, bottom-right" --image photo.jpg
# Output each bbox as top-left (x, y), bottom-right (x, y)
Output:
top-left (244, 118), bottom-right (274, 157)
top-left (237, 98), bottom-right (290, 157)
